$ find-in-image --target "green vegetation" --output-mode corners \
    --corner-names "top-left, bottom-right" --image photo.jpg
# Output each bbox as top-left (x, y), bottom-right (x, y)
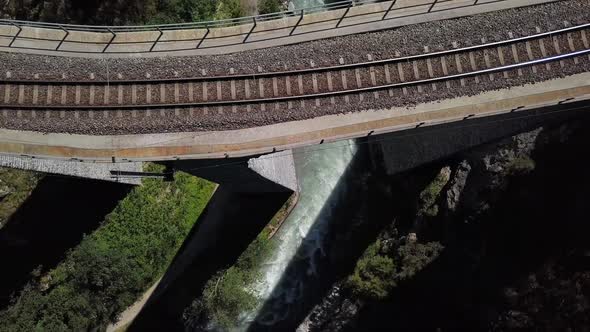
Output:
top-left (184, 227), bottom-right (273, 329)
top-left (396, 241), bottom-right (444, 281)
top-left (258, 0), bottom-right (281, 15)
top-left (146, 0), bottom-right (219, 24)
top-left (213, 0), bottom-right (244, 20)
top-left (346, 230), bottom-right (443, 300)
top-left (347, 240), bottom-right (396, 300)
top-left (418, 167), bottom-right (451, 217)
top-left (0, 164), bottom-right (215, 331)
top-left (0, 167), bottom-right (42, 229)
top-left (189, 233), bottom-right (273, 329)
top-left (184, 193), bottom-right (297, 329)
top-left (0, 0), bottom-right (286, 25)
top-left (505, 156), bottom-right (536, 175)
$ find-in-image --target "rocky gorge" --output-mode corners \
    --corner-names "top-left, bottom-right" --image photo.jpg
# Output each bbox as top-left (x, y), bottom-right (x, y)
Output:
top-left (296, 113), bottom-right (590, 331)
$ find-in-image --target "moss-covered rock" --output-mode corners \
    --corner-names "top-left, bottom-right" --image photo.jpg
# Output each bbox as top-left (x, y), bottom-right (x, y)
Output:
top-left (418, 166), bottom-right (451, 217)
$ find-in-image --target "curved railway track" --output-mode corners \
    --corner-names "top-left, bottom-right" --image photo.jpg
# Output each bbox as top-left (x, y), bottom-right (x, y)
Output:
top-left (1, 23), bottom-right (589, 111)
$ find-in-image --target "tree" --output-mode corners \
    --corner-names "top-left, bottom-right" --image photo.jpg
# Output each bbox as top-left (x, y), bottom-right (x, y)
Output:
top-left (215, 0), bottom-right (243, 20)
top-left (1, 0), bottom-right (222, 25)
top-left (0, 168), bottom-right (215, 331)
top-left (258, 0), bottom-right (281, 15)
top-left (199, 269), bottom-right (257, 329)
top-left (191, 0), bottom-right (218, 21)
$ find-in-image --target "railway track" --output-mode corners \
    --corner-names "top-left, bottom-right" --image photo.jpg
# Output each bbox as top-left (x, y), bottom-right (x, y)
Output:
top-left (1, 23), bottom-right (589, 111)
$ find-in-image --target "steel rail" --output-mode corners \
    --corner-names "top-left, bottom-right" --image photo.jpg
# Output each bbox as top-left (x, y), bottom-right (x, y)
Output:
top-left (3, 22), bottom-right (588, 85)
top-left (2, 48), bottom-right (588, 110)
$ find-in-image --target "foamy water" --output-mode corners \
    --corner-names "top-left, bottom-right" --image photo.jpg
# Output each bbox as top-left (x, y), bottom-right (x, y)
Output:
top-left (245, 141), bottom-right (358, 327)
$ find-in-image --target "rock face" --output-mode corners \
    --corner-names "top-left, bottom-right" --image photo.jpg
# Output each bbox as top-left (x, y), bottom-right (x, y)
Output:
top-left (441, 126), bottom-right (542, 225)
top-left (480, 127), bottom-right (540, 176)
top-left (445, 160), bottom-right (471, 212)
top-left (297, 283), bottom-right (360, 332)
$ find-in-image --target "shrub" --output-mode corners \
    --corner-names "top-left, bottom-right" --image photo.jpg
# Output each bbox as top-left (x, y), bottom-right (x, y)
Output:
top-left (215, 0), bottom-right (244, 20)
top-left (396, 241), bottom-right (444, 280)
top-left (184, 193), bottom-right (296, 329)
top-left (184, 224), bottom-right (274, 330)
top-left (347, 240), bottom-right (396, 300)
top-left (346, 237), bottom-right (444, 301)
top-left (185, 232), bottom-right (274, 329)
top-left (200, 268), bottom-right (258, 329)
top-left (191, 0), bottom-right (219, 21)
top-left (146, 0), bottom-right (219, 24)
top-left (258, 0), bottom-right (281, 15)
top-left (2, 0), bottom-right (222, 25)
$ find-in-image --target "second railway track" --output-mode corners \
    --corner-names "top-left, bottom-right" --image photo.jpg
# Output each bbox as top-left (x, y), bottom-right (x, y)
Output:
top-left (1, 22), bottom-right (590, 111)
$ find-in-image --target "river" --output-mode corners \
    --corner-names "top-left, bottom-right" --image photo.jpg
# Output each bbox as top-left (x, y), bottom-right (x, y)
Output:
top-left (242, 138), bottom-right (379, 330)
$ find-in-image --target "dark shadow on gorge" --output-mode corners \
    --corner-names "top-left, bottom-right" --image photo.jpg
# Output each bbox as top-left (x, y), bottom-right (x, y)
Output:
top-left (0, 176), bottom-right (131, 309)
top-left (130, 158), bottom-right (292, 331)
top-left (350, 114), bottom-right (590, 330)
top-left (249, 109), bottom-right (590, 331)
top-left (125, 106), bottom-right (589, 331)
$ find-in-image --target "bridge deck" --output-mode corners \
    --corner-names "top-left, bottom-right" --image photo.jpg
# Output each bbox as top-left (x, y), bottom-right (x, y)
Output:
top-left (0, 72), bottom-right (587, 162)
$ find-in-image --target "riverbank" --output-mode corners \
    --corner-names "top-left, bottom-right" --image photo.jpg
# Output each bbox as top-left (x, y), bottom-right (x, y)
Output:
top-left (183, 190), bottom-right (299, 330)
top-left (267, 192), bottom-right (299, 239)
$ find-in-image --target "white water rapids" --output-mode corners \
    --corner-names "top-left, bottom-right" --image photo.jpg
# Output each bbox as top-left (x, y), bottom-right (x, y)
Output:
top-left (245, 140), bottom-right (358, 328)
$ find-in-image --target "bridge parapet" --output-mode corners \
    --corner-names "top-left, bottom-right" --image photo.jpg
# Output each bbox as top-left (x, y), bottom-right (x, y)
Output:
top-left (0, 0), bottom-right (557, 57)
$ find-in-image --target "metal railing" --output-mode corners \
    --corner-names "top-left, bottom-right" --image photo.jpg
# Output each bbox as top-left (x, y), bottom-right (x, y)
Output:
top-left (0, 0), bottom-right (532, 54)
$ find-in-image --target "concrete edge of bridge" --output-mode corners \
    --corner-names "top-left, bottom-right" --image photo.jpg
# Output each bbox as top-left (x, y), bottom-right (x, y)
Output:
top-left (0, 153), bottom-right (142, 184)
